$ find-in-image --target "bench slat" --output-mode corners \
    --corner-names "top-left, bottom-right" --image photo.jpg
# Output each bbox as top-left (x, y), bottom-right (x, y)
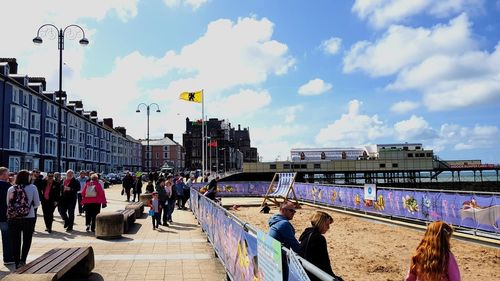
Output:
top-left (29, 248), bottom-right (80, 274)
top-left (15, 248), bottom-right (59, 274)
top-left (50, 247), bottom-right (90, 278)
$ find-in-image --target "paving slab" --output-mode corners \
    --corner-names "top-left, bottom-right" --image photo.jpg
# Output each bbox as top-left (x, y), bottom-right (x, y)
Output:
top-left (0, 184), bottom-right (226, 281)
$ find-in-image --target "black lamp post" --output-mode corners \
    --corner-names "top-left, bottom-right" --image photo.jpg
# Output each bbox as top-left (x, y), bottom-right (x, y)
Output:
top-left (136, 103), bottom-right (160, 173)
top-left (33, 24), bottom-right (89, 172)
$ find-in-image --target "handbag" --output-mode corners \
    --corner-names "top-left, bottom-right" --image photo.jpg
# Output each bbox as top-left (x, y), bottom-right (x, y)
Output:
top-left (85, 185), bottom-right (97, 198)
top-left (121, 188), bottom-right (125, 196)
top-left (148, 209), bottom-right (155, 216)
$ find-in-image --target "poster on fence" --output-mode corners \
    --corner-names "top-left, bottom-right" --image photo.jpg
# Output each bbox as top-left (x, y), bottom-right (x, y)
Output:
top-left (287, 250), bottom-right (311, 281)
top-left (364, 184), bottom-right (376, 201)
top-left (257, 230), bottom-right (282, 281)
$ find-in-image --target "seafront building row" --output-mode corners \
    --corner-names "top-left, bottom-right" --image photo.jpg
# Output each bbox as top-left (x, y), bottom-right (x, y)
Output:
top-left (0, 57), bottom-right (258, 174)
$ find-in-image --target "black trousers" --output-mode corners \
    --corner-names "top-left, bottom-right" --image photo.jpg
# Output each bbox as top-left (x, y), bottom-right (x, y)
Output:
top-left (58, 199), bottom-right (76, 229)
top-left (159, 200), bottom-right (168, 223)
top-left (182, 189), bottom-right (190, 208)
top-left (8, 218), bottom-right (36, 266)
top-left (151, 212), bottom-right (160, 228)
top-left (77, 193), bottom-right (84, 214)
top-left (124, 187), bottom-right (132, 201)
top-left (84, 203), bottom-right (101, 231)
top-left (41, 202), bottom-right (56, 231)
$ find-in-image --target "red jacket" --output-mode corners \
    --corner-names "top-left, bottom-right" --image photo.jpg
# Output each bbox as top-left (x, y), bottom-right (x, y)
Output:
top-left (81, 180), bottom-right (107, 205)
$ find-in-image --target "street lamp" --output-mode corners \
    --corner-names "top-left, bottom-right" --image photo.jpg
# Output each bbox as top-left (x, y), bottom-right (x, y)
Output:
top-left (220, 147), bottom-right (226, 175)
top-left (33, 24), bottom-right (89, 172)
top-left (136, 103), bottom-right (161, 173)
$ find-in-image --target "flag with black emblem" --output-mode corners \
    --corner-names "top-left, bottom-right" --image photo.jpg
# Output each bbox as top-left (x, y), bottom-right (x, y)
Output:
top-left (179, 90), bottom-right (203, 103)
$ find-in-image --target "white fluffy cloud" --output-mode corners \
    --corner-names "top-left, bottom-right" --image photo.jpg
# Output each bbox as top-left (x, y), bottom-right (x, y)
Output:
top-left (352, 0), bottom-right (484, 29)
top-left (252, 125), bottom-right (306, 161)
top-left (390, 101), bottom-right (420, 114)
top-left (343, 14), bottom-right (474, 77)
top-left (321, 37), bottom-right (342, 55)
top-left (432, 123), bottom-right (499, 152)
top-left (298, 79), bottom-right (332, 96)
top-left (389, 44), bottom-right (500, 111)
top-left (163, 0), bottom-right (209, 10)
top-left (394, 115), bottom-right (438, 141)
top-left (315, 100), bottom-right (388, 146)
top-left (282, 105), bottom-right (304, 124)
top-left (209, 89), bottom-right (272, 119)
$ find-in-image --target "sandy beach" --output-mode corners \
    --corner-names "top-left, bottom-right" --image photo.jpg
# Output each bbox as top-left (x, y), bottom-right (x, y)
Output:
top-left (230, 204), bottom-right (500, 281)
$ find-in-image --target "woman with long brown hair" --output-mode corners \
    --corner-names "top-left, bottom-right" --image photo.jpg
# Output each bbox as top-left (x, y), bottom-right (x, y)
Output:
top-left (405, 221), bottom-right (461, 281)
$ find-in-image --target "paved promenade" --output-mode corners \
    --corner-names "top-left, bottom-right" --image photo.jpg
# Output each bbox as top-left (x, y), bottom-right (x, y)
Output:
top-left (0, 184), bottom-right (226, 281)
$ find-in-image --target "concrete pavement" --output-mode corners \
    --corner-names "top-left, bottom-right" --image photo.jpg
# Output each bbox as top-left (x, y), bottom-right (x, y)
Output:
top-left (0, 184), bottom-right (226, 281)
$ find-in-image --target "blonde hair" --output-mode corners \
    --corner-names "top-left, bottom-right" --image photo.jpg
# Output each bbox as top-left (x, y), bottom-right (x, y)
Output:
top-left (409, 221), bottom-right (453, 281)
top-left (90, 173), bottom-right (99, 180)
top-left (310, 211), bottom-right (333, 230)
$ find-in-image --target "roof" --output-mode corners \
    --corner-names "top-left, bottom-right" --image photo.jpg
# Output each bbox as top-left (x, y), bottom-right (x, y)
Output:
top-left (141, 137), bottom-right (181, 146)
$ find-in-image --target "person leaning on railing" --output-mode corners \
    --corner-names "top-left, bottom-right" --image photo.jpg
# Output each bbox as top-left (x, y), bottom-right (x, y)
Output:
top-left (299, 211), bottom-right (343, 281)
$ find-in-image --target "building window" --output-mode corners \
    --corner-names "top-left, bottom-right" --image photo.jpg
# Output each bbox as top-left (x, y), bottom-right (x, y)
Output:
top-left (22, 92), bottom-right (29, 107)
top-left (29, 134), bottom-right (40, 153)
top-left (379, 163), bottom-right (386, 168)
top-left (44, 160), bottom-right (54, 172)
top-left (30, 113), bottom-right (40, 130)
top-left (392, 163), bottom-right (398, 168)
top-left (283, 164), bottom-right (291, 169)
top-left (9, 129), bottom-right (21, 150)
top-left (9, 156), bottom-right (21, 172)
top-left (164, 146), bottom-right (169, 151)
top-left (12, 88), bottom-right (20, 104)
top-left (314, 164), bottom-right (321, 169)
top-left (46, 102), bottom-right (52, 117)
top-left (270, 164), bottom-right (276, 169)
top-left (408, 153), bottom-right (413, 157)
top-left (32, 98), bottom-right (38, 111)
top-left (426, 153), bottom-right (433, 157)
top-left (61, 142), bottom-right (67, 157)
top-left (10, 105), bottom-right (22, 125)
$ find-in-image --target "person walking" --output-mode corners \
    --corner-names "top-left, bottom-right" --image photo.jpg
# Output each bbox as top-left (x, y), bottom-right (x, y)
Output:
top-left (155, 177), bottom-right (169, 226)
top-left (165, 175), bottom-right (176, 223)
top-left (6, 170), bottom-right (40, 269)
top-left (405, 221), bottom-right (461, 281)
top-left (182, 175), bottom-right (194, 210)
top-left (148, 191), bottom-right (161, 230)
top-left (122, 171), bottom-right (134, 202)
top-left (175, 175), bottom-right (185, 210)
top-left (81, 173), bottom-right (107, 232)
top-left (40, 172), bottom-right (61, 233)
top-left (0, 167), bottom-right (14, 265)
top-left (76, 171), bottom-right (88, 216)
top-left (58, 170), bottom-right (80, 232)
top-left (299, 211), bottom-right (343, 281)
top-left (132, 174), bottom-right (142, 202)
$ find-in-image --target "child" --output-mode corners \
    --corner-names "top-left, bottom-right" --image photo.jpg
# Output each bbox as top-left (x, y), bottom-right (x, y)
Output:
top-left (148, 191), bottom-right (161, 230)
top-left (260, 203), bottom-right (270, 214)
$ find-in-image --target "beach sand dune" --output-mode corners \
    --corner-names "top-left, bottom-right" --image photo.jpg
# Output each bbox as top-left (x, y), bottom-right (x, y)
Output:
top-left (231, 205), bottom-right (500, 281)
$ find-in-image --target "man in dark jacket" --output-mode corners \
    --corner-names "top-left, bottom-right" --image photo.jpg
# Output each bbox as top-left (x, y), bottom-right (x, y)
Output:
top-left (0, 167), bottom-right (14, 265)
top-left (40, 172), bottom-right (61, 233)
top-left (122, 172), bottom-right (134, 202)
top-left (58, 170), bottom-right (80, 232)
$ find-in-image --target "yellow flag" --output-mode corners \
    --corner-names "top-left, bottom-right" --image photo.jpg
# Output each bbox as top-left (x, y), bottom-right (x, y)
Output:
top-left (179, 91), bottom-right (203, 103)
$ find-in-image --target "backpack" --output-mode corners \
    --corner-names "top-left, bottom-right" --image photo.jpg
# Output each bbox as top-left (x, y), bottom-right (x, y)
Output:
top-left (7, 185), bottom-right (32, 219)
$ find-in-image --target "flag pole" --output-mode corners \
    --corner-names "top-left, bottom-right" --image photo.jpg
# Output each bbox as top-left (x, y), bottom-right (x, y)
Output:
top-left (201, 89), bottom-right (205, 181)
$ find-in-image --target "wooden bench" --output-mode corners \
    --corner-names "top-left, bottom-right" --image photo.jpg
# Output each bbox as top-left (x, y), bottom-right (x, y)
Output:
top-left (125, 201), bottom-right (144, 218)
top-left (4, 247), bottom-right (94, 281)
top-left (116, 209), bottom-right (136, 233)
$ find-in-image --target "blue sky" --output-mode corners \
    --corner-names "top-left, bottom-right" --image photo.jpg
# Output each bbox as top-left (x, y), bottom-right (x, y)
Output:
top-left (2, 0), bottom-right (500, 162)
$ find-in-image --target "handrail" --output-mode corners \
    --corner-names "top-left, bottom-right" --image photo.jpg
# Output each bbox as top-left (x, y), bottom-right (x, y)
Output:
top-left (192, 188), bottom-right (338, 281)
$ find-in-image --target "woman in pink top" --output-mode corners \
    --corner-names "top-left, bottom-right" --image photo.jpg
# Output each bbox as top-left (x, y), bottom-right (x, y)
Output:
top-left (405, 221), bottom-right (461, 281)
top-left (81, 173), bottom-right (107, 232)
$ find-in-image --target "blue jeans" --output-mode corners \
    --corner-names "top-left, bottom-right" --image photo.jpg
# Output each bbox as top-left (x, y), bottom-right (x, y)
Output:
top-left (0, 221), bottom-right (13, 262)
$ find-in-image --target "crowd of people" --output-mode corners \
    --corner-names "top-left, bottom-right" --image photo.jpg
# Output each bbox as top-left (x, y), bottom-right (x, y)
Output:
top-left (267, 202), bottom-right (461, 281)
top-left (0, 167), bottom-right (107, 269)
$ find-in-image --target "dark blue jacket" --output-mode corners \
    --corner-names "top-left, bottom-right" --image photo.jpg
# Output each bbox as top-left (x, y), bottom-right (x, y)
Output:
top-left (0, 180), bottom-right (12, 222)
top-left (268, 214), bottom-right (300, 252)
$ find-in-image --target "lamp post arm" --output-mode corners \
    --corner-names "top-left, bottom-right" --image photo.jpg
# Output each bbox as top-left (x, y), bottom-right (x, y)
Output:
top-left (63, 24), bottom-right (88, 38)
top-left (35, 23), bottom-right (59, 36)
